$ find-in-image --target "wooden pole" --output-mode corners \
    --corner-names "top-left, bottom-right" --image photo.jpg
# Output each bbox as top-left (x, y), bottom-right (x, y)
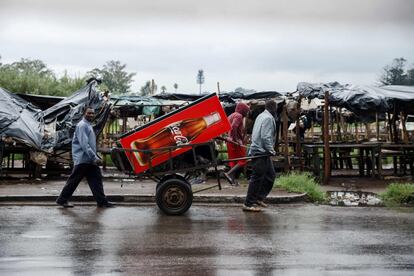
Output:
top-left (387, 112), bottom-right (393, 142)
top-left (401, 112), bottom-right (408, 144)
top-left (323, 91), bottom-right (331, 184)
top-left (330, 106), bottom-right (335, 142)
top-left (217, 82), bottom-right (221, 95)
top-left (282, 105), bottom-right (289, 172)
top-left (376, 112), bottom-right (380, 141)
top-left (392, 106), bottom-right (398, 143)
top-left (355, 123), bottom-right (359, 143)
top-left (295, 97), bottom-right (302, 159)
top-left (310, 120), bottom-right (314, 141)
top-left (336, 108), bottom-right (342, 141)
top-left (365, 123), bottom-right (370, 141)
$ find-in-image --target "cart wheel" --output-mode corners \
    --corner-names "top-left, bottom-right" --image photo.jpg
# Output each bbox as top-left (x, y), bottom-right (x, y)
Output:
top-left (156, 178), bottom-right (193, 215)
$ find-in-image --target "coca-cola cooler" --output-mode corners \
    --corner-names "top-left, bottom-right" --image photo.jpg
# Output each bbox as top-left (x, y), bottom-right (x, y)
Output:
top-left (112, 93), bottom-right (231, 174)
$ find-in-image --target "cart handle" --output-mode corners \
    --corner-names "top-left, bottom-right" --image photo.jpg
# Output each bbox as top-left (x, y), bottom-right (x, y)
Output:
top-left (214, 137), bottom-right (248, 148)
top-left (221, 154), bottom-right (273, 163)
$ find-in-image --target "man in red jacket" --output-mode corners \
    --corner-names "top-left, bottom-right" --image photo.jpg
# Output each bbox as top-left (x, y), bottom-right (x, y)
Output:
top-left (224, 102), bottom-right (250, 186)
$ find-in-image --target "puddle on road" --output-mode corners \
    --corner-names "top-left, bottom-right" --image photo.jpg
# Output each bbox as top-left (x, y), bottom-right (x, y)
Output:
top-left (328, 191), bottom-right (383, 207)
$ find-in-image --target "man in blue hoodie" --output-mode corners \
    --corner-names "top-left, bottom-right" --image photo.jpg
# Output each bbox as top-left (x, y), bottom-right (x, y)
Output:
top-left (243, 100), bottom-right (277, 212)
top-left (56, 107), bottom-right (114, 208)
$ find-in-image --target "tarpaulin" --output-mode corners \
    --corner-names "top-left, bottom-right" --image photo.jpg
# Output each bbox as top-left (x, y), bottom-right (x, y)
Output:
top-left (43, 80), bottom-right (111, 149)
top-left (152, 91), bottom-right (283, 102)
top-left (111, 95), bottom-right (162, 116)
top-left (0, 87), bottom-right (44, 149)
top-left (297, 82), bottom-right (414, 115)
top-left (0, 80), bottom-right (110, 151)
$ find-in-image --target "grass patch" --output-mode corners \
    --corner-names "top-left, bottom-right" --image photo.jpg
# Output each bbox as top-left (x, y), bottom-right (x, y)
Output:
top-left (275, 171), bottom-right (326, 203)
top-left (380, 183), bottom-right (414, 207)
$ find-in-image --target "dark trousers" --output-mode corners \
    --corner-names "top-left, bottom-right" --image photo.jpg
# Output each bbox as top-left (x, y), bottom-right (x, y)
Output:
top-left (245, 156), bottom-right (276, 206)
top-left (57, 163), bottom-right (108, 205)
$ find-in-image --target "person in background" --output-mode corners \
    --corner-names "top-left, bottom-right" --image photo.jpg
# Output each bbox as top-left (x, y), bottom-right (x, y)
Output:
top-left (243, 99), bottom-right (277, 212)
top-left (224, 102), bottom-right (250, 186)
top-left (56, 107), bottom-right (114, 208)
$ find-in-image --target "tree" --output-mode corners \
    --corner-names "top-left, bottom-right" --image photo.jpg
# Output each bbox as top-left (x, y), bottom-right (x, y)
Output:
top-left (379, 57), bottom-right (407, 85)
top-left (140, 80), bottom-right (157, 96)
top-left (0, 57), bottom-right (54, 94)
top-left (161, 85), bottom-right (167, 94)
top-left (173, 83), bottom-right (178, 92)
top-left (87, 60), bottom-right (136, 94)
top-left (0, 57), bottom-right (85, 96)
top-left (407, 66), bottom-right (414, 85)
top-left (196, 69), bottom-right (205, 94)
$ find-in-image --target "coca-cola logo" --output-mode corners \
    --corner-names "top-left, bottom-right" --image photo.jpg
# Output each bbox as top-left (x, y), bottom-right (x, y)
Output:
top-left (174, 135), bottom-right (189, 145)
top-left (169, 124), bottom-right (189, 145)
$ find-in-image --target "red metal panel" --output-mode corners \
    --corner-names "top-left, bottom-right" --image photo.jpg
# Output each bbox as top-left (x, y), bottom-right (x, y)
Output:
top-left (118, 94), bottom-right (230, 174)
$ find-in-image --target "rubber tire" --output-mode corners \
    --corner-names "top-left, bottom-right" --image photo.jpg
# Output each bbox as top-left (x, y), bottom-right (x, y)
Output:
top-left (157, 174), bottom-right (187, 191)
top-left (156, 178), bottom-right (193, 215)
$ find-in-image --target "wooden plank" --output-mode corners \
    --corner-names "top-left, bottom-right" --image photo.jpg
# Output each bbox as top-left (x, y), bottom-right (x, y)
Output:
top-left (323, 91), bottom-right (331, 185)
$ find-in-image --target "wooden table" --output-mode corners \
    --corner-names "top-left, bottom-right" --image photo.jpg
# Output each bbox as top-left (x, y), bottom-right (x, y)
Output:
top-left (378, 143), bottom-right (414, 176)
top-left (303, 143), bottom-right (381, 179)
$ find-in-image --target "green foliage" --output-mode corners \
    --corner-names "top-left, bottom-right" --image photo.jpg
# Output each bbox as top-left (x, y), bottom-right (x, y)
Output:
top-left (380, 183), bottom-right (414, 207)
top-left (216, 143), bottom-right (228, 160)
top-left (0, 57), bottom-right (85, 96)
top-left (161, 85), bottom-right (167, 93)
top-left (88, 60), bottom-right (136, 94)
top-left (173, 83), bottom-right (178, 92)
top-left (275, 171), bottom-right (326, 203)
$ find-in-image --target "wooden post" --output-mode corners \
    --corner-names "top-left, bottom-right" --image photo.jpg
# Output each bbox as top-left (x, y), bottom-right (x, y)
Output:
top-left (365, 123), bottom-right (370, 141)
top-left (330, 106), bottom-right (335, 142)
top-left (282, 105), bottom-right (289, 172)
top-left (392, 106), bottom-right (398, 143)
top-left (323, 91), bottom-right (331, 185)
top-left (295, 97), bottom-right (302, 159)
top-left (310, 120), bottom-right (314, 141)
top-left (336, 108), bottom-right (342, 141)
top-left (387, 112), bottom-right (393, 142)
top-left (355, 123), bottom-right (359, 143)
top-left (217, 82), bottom-right (221, 95)
top-left (401, 112), bottom-right (408, 144)
top-left (376, 112), bottom-right (380, 141)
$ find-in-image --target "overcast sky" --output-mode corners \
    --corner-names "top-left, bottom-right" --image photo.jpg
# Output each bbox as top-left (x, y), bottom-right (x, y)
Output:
top-left (1, 0), bottom-right (413, 93)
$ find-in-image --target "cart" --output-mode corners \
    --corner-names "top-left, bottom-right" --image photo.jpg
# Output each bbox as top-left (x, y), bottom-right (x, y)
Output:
top-left (112, 140), bottom-right (225, 215)
top-left (111, 93), bottom-right (233, 215)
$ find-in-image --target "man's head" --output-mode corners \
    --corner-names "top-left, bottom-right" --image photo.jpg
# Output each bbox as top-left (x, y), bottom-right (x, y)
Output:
top-left (83, 107), bottom-right (95, 122)
top-left (265, 99), bottom-right (277, 117)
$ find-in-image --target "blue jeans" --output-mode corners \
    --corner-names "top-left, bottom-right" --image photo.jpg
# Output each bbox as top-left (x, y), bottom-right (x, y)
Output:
top-left (57, 163), bottom-right (108, 205)
top-left (245, 156), bottom-right (276, 206)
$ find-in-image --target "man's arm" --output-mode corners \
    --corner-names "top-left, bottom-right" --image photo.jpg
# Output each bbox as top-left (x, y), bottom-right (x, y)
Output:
top-left (260, 117), bottom-right (276, 155)
top-left (76, 124), bottom-right (99, 162)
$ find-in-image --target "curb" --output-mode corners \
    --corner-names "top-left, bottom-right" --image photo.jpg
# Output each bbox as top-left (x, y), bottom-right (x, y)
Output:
top-left (0, 193), bottom-right (308, 204)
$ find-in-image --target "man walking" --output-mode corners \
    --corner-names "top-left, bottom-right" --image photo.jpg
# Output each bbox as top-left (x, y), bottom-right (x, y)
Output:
top-left (243, 100), bottom-right (277, 212)
top-left (56, 107), bottom-right (114, 208)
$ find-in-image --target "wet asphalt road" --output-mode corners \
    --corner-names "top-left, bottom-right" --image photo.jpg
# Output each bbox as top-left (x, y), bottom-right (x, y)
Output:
top-left (0, 204), bottom-right (413, 276)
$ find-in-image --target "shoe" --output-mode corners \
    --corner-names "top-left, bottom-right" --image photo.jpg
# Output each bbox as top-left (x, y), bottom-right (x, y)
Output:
top-left (223, 172), bottom-right (234, 185)
top-left (242, 204), bottom-right (261, 212)
top-left (256, 200), bottom-right (268, 208)
top-left (56, 200), bottom-right (74, 208)
top-left (97, 201), bottom-right (115, 208)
